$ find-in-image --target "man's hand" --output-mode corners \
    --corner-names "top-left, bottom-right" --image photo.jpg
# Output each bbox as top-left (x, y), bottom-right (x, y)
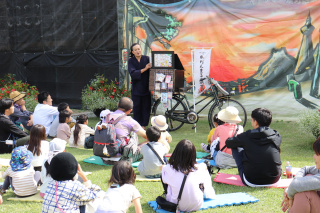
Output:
top-left (281, 191), bottom-right (291, 212)
top-left (27, 119), bottom-right (33, 126)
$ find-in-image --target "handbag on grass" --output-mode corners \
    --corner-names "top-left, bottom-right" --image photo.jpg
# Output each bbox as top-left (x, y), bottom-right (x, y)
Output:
top-left (214, 125), bottom-right (239, 169)
top-left (156, 173), bottom-right (188, 212)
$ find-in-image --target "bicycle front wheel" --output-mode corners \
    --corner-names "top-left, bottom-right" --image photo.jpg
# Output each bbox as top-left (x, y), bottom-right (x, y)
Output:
top-left (208, 98), bottom-right (247, 129)
top-left (153, 97), bottom-right (188, 131)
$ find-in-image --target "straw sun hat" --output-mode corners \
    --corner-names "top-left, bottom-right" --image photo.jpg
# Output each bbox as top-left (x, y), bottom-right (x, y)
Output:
top-left (151, 115), bottom-right (168, 131)
top-left (9, 91), bottom-right (25, 102)
top-left (218, 106), bottom-right (242, 123)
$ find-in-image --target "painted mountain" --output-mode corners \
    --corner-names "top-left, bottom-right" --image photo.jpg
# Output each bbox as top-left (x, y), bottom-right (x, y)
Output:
top-left (226, 47), bottom-right (296, 93)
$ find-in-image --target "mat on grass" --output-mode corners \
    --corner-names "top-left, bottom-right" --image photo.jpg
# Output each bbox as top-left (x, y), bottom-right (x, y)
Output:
top-left (83, 156), bottom-right (112, 166)
top-left (165, 153), bottom-right (172, 157)
top-left (213, 173), bottom-right (292, 188)
top-left (148, 192), bottom-right (258, 212)
top-left (7, 192), bottom-right (43, 203)
top-left (0, 158), bottom-right (10, 167)
top-left (196, 152), bottom-right (209, 158)
top-left (196, 159), bottom-right (216, 167)
top-left (136, 174), bottom-right (160, 182)
top-left (132, 161), bottom-right (141, 168)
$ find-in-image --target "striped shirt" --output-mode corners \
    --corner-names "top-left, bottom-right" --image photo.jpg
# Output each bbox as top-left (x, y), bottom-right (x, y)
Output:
top-left (3, 166), bottom-right (38, 196)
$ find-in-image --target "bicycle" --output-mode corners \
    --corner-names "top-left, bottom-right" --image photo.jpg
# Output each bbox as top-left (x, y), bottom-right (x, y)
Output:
top-left (152, 76), bottom-right (247, 131)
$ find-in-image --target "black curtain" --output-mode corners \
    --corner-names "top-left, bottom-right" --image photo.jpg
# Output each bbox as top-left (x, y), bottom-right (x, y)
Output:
top-left (0, 0), bottom-right (118, 108)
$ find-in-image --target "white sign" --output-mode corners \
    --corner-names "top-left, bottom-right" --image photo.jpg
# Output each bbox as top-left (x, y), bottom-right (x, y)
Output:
top-left (193, 49), bottom-right (211, 97)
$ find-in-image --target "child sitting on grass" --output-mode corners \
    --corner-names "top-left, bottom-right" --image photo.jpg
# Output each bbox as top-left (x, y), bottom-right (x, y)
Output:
top-left (42, 152), bottom-right (101, 213)
top-left (69, 114), bottom-right (95, 149)
top-left (138, 126), bottom-right (168, 178)
top-left (96, 161), bottom-right (142, 213)
top-left (151, 115), bottom-right (171, 152)
top-left (0, 146), bottom-right (40, 197)
top-left (201, 114), bottom-right (225, 153)
top-left (27, 124), bottom-right (50, 171)
top-left (40, 138), bottom-right (66, 198)
top-left (56, 110), bottom-right (72, 142)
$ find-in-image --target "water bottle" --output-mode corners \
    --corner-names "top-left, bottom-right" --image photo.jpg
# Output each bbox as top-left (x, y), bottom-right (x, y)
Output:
top-left (285, 161), bottom-right (293, 178)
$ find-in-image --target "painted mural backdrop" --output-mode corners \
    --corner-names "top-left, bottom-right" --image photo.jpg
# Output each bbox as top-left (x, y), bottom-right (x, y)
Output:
top-left (118, 0), bottom-right (320, 114)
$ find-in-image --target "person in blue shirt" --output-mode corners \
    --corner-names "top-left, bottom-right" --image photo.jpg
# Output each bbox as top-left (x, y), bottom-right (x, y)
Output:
top-left (128, 43), bottom-right (152, 128)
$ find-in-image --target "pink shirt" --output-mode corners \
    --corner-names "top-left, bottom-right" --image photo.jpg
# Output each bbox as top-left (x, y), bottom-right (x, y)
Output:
top-left (211, 123), bottom-right (243, 155)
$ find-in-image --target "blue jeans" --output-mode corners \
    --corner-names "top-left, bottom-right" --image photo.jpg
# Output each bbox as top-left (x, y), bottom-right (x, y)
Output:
top-left (231, 148), bottom-right (248, 186)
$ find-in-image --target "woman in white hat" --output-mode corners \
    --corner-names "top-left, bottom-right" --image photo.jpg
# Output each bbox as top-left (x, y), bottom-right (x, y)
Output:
top-left (151, 115), bottom-right (172, 152)
top-left (207, 106), bottom-right (244, 166)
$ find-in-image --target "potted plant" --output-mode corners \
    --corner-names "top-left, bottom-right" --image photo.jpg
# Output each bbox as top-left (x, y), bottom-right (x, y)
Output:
top-left (81, 74), bottom-right (131, 117)
top-left (0, 73), bottom-right (39, 111)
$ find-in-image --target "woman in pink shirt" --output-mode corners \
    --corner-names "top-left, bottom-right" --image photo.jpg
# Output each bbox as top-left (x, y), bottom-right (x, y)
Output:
top-left (210, 106), bottom-right (244, 155)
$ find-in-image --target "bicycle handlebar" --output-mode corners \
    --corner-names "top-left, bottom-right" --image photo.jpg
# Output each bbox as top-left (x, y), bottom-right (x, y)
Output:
top-left (207, 76), bottom-right (229, 96)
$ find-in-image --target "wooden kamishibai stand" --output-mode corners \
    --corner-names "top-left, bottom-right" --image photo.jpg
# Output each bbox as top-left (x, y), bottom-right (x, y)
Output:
top-left (149, 51), bottom-right (185, 103)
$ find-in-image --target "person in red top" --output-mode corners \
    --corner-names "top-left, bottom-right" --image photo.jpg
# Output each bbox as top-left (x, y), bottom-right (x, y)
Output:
top-left (210, 106), bottom-right (244, 155)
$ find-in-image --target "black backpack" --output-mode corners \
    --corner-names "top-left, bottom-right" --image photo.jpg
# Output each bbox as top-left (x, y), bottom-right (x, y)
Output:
top-left (93, 114), bottom-right (126, 157)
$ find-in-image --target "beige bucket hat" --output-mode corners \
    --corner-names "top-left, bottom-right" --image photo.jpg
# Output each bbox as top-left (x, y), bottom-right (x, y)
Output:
top-left (218, 106), bottom-right (242, 123)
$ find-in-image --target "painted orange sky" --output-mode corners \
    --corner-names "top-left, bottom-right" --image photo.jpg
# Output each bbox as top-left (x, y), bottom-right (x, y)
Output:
top-left (136, 0), bottom-right (320, 83)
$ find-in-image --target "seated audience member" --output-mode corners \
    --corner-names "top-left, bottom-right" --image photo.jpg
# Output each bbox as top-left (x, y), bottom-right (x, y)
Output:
top-left (27, 124), bottom-right (50, 171)
top-left (9, 91), bottom-right (33, 131)
top-left (33, 91), bottom-right (59, 135)
top-left (96, 161), bottom-right (142, 213)
top-left (56, 110), bottom-right (72, 142)
top-left (201, 114), bottom-right (225, 153)
top-left (0, 98), bottom-right (28, 153)
top-left (0, 146), bottom-right (40, 197)
top-left (150, 115), bottom-right (171, 151)
top-left (48, 102), bottom-right (75, 138)
top-left (69, 114), bottom-right (95, 148)
top-left (106, 97), bottom-right (147, 149)
top-left (42, 152), bottom-right (101, 213)
top-left (281, 137), bottom-right (320, 213)
top-left (161, 139), bottom-right (216, 212)
top-left (40, 138), bottom-right (66, 198)
top-left (226, 108), bottom-right (282, 187)
top-left (138, 126), bottom-right (168, 178)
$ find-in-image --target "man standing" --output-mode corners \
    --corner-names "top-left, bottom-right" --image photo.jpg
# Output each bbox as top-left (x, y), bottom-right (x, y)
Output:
top-left (33, 91), bottom-right (59, 135)
top-left (226, 108), bottom-right (282, 187)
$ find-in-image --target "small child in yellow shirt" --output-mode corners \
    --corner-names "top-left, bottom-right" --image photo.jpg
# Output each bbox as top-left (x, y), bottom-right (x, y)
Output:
top-left (201, 114), bottom-right (225, 153)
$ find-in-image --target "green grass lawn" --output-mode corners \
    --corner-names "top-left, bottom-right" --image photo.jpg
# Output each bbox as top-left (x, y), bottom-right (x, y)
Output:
top-left (0, 117), bottom-right (316, 213)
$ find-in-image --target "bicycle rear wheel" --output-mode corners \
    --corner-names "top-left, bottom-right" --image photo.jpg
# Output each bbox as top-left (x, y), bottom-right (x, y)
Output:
top-left (208, 98), bottom-right (247, 129)
top-left (153, 97), bottom-right (188, 131)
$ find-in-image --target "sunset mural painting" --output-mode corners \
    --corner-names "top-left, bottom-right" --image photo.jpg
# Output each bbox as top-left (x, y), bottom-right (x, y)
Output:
top-left (118, 0), bottom-right (320, 112)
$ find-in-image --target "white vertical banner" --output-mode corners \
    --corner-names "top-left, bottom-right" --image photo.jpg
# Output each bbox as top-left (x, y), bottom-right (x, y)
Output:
top-left (193, 49), bottom-right (212, 98)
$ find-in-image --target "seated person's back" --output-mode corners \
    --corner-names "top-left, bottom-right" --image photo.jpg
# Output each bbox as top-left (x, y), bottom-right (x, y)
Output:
top-left (226, 107), bottom-right (282, 186)
top-left (138, 126), bottom-right (168, 177)
top-left (33, 91), bottom-right (58, 135)
top-left (0, 98), bottom-right (28, 153)
top-left (107, 97), bottom-right (147, 146)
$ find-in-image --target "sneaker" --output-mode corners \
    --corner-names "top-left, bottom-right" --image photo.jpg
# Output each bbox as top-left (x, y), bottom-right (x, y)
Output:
top-left (0, 186), bottom-right (6, 194)
top-left (201, 143), bottom-right (210, 153)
